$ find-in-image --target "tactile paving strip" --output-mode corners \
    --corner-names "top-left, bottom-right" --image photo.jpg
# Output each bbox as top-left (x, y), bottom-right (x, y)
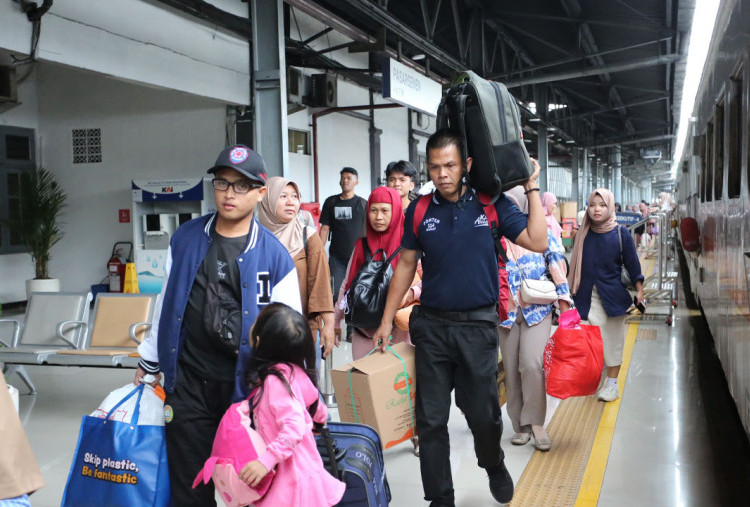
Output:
top-left (636, 328), bottom-right (658, 341)
top-left (510, 396), bottom-right (605, 506)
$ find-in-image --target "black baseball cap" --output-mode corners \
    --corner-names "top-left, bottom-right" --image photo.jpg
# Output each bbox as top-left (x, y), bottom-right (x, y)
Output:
top-left (208, 145), bottom-right (267, 185)
top-left (340, 167), bottom-right (358, 177)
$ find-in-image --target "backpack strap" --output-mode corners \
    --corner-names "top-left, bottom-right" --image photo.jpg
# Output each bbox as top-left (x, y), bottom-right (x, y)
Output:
top-left (412, 193), bottom-right (433, 237)
top-left (477, 192), bottom-right (509, 264)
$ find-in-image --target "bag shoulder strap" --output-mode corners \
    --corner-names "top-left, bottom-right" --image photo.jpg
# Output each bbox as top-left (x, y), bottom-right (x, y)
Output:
top-left (412, 193), bottom-right (433, 236)
top-left (361, 237), bottom-right (371, 261)
top-left (477, 191), bottom-right (509, 264)
top-left (303, 226), bottom-right (308, 257)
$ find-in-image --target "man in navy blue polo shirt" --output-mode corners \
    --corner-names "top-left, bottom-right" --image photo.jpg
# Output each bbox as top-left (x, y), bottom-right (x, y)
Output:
top-left (374, 128), bottom-right (547, 506)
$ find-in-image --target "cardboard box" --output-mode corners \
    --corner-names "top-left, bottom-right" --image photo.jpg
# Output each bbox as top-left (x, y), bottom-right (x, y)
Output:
top-left (332, 342), bottom-right (417, 449)
top-left (552, 205), bottom-right (561, 224)
top-left (560, 201), bottom-right (578, 219)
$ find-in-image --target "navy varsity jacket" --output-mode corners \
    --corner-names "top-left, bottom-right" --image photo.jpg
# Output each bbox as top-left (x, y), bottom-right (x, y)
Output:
top-left (137, 213), bottom-right (301, 401)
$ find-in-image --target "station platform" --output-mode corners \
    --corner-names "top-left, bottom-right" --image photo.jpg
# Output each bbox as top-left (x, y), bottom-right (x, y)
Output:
top-left (6, 249), bottom-right (750, 506)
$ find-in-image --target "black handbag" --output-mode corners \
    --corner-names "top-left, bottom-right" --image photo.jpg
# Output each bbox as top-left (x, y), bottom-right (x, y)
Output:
top-left (345, 239), bottom-right (401, 329)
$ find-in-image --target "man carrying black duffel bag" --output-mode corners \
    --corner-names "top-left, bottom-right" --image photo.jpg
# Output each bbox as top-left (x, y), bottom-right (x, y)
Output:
top-left (373, 128), bottom-right (547, 506)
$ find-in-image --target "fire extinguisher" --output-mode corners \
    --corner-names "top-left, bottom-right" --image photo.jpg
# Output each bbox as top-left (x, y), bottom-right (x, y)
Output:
top-left (107, 242), bottom-right (131, 293)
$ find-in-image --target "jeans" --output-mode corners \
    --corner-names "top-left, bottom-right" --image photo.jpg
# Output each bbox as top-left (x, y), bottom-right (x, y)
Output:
top-left (329, 255), bottom-right (348, 304)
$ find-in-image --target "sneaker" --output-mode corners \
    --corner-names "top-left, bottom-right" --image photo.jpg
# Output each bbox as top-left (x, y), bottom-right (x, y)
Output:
top-left (487, 461), bottom-right (514, 504)
top-left (597, 383), bottom-right (620, 402)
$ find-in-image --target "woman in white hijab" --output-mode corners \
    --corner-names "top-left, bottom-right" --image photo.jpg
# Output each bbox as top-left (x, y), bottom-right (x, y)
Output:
top-left (257, 177), bottom-right (336, 366)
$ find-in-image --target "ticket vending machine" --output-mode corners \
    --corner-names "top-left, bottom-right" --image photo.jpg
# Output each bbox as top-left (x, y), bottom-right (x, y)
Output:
top-left (132, 178), bottom-right (215, 293)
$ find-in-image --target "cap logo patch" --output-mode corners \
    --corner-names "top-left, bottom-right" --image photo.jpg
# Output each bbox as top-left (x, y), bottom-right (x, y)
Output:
top-left (229, 147), bottom-right (249, 164)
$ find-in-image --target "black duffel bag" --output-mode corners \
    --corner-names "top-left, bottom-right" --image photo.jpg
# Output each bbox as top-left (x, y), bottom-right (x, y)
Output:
top-left (345, 239), bottom-right (401, 329)
top-left (437, 70), bottom-right (533, 195)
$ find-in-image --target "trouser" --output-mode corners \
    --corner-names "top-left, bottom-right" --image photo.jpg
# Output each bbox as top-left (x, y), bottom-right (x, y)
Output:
top-left (498, 312), bottom-right (552, 434)
top-left (409, 306), bottom-right (504, 504)
top-left (164, 362), bottom-right (234, 506)
top-left (329, 255), bottom-right (348, 304)
top-left (583, 287), bottom-right (627, 368)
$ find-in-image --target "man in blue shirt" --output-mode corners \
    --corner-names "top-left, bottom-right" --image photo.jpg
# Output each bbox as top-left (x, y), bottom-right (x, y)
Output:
top-left (374, 129), bottom-right (547, 506)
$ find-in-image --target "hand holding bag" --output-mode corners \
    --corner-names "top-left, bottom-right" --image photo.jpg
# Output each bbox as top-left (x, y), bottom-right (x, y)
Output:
top-left (506, 246), bottom-right (558, 305)
top-left (62, 384), bottom-right (170, 507)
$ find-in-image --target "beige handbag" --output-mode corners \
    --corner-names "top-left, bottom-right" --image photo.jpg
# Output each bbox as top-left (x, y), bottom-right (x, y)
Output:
top-left (507, 246), bottom-right (558, 305)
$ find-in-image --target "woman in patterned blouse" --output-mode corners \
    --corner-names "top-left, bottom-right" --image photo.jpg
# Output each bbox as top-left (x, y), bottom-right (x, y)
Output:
top-left (499, 186), bottom-right (573, 452)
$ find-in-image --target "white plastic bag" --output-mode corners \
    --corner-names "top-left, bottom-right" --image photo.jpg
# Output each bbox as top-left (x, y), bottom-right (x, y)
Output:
top-left (91, 383), bottom-right (166, 426)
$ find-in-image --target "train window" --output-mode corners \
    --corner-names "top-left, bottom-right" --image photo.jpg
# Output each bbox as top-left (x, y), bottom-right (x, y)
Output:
top-left (728, 74), bottom-right (742, 199)
top-left (714, 100), bottom-right (724, 200)
top-left (703, 121), bottom-right (713, 201)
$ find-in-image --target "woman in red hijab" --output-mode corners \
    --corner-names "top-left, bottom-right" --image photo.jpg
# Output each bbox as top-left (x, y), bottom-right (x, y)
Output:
top-left (334, 186), bottom-right (417, 360)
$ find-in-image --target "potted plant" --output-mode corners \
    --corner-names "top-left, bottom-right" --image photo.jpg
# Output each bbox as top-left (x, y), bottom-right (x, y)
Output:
top-left (2, 168), bottom-right (68, 297)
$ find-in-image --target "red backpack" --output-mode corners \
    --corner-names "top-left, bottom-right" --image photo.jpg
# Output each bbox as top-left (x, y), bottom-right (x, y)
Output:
top-left (411, 192), bottom-right (510, 320)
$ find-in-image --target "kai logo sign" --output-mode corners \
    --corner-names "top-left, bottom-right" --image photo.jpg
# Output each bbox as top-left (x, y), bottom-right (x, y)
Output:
top-left (393, 371), bottom-right (413, 395)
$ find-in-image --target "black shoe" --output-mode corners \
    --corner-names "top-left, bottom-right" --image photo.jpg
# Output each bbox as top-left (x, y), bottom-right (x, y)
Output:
top-left (429, 501), bottom-right (455, 507)
top-left (487, 461), bottom-right (514, 504)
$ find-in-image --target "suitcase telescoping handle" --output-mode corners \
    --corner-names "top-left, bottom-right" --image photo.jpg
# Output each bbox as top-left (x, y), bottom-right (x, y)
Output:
top-left (319, 425), bottom-right (343, 481)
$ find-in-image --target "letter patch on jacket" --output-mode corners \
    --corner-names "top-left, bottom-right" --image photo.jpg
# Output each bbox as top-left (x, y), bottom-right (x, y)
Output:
top-left (257, 272), bottom-right (271, 304)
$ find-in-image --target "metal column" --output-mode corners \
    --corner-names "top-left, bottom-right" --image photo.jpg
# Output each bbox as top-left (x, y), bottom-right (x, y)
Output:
top-left (571, 148), bottom-right (580, 206)
top-left (613, 146), bottom-right (622, 205)
top-left (250, 0), bottom-right (288, 177)
top-left (535, 86), bottom-right (549, 192)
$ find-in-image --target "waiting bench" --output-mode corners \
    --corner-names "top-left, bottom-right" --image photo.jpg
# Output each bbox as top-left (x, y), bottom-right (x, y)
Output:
top-left (0, 292), bottom-right (156, 393)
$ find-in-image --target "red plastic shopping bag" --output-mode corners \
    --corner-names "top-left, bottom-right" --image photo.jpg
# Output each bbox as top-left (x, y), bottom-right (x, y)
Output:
top-left (543, 325), bottom-right (604, 399)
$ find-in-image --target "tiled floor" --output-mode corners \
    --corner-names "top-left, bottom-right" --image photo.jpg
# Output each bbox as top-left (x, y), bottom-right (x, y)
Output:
top-left (5, 300), bottom-right (745, 506)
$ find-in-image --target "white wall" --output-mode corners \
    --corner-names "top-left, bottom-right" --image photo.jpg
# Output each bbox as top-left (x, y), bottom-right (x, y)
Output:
top-left (0, 0), bottom-right (250, 104)
top-left (1, 63), bottom-right (227, 301)
top-left (0, 72), bottom-right (39, 303)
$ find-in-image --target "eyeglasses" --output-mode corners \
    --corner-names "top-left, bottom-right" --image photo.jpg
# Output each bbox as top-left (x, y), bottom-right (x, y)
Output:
top-left (212, 178), bottom-right (261, 194)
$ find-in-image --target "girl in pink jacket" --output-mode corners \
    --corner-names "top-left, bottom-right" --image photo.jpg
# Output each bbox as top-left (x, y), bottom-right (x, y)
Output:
top-left (240, 303), bottom-right (345, 506)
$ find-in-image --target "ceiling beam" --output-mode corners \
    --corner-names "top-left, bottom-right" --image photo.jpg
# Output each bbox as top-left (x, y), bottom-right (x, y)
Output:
top-left (554, 95), bottom-right (669, 122)
top-left (153, 0), bottom-right (252, 39)
top-left (503, 54), bottom-right (680, 87)
top-left (332, 0), bottom-right (465, 71)
top-left (586, 134), bottom-right (674, 149)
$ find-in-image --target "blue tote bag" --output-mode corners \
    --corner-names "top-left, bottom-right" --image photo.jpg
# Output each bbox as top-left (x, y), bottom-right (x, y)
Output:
top-left (61, 384), bottom-right (170, 506)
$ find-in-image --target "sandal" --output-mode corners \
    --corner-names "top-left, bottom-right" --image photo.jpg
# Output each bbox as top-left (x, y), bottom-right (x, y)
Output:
top-left (531, 425), bottom-right (551, 452)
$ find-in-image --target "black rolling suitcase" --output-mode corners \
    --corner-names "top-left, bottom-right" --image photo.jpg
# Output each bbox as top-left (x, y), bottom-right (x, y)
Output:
top-left (316, 422), bottom-right (391, 506)
top-left (437, 70), bottom-right (533, 194)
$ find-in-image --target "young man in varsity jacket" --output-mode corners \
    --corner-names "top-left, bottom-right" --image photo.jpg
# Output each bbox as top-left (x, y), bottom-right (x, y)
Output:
top-left (134, 145), bottom-right (302, 505)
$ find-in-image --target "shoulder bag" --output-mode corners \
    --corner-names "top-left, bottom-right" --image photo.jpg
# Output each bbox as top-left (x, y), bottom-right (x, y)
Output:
top-left (618, 226), bottom-right (635, 290)
top-left (506, 245), bottom-right (558, 305)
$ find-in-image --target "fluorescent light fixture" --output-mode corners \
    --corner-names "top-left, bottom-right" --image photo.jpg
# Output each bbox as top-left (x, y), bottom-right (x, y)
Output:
top-left (528, 117), bottom-right (541, 122)
top-left (565, 140), bottom-right (576, 144)
top-left (412, 53), bottom-right (426, 61)
top-left (671, 0), bottom-right (721, 177)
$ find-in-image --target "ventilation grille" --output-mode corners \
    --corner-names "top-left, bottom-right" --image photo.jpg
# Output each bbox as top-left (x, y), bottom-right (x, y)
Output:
top-left (72, 128), bottom-right (102, 164)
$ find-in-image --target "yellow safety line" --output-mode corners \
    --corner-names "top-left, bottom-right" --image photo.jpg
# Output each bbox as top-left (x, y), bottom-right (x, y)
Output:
top-left (574, 322), bottom-right (640, 507)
